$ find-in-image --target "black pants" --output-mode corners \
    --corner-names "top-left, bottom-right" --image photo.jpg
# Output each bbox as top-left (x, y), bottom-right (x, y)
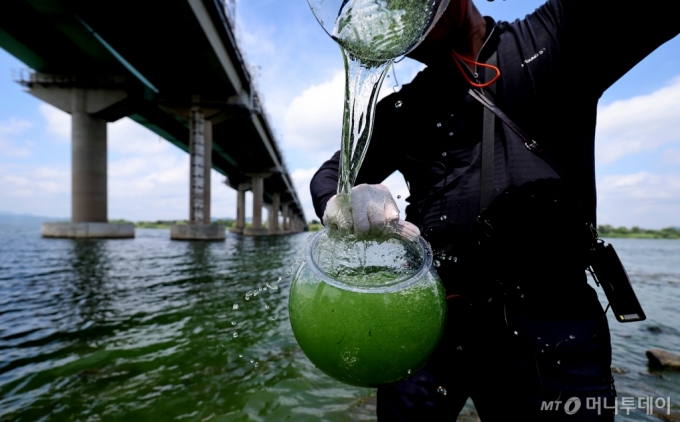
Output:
top-left (376, 283), bottom-right (615, 421)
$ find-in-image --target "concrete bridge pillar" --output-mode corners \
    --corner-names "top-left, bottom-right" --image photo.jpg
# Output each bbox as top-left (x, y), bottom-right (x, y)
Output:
top-left (71, 90), bottom-right (107, 223)
top-left (244, 174), bottom-right (268, 236)
top-left (171, 101), bottom-right (224, 240)
top-left (281, 203), bottom-right (290, 232)
top-left (33, 83), bottom-right (133, 238)
top-left (269, 192), bottom-right (281, 234)
top-left (287, 208), bottom-right (295, 232)
top-left (265, 204), bottom-right (274, 232)
top-left (230, 182), bottom-right (249, 234)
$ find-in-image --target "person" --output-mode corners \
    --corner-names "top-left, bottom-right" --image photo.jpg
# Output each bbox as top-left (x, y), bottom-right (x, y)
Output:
top-left (310, 0), bottom-right (680, 420)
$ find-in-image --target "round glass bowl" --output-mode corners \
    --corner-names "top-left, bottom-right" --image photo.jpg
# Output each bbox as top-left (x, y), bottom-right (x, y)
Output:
top-left (289, 230), bottom-right (446, 387)
top-left (306, 0), bottom-right (451, 62)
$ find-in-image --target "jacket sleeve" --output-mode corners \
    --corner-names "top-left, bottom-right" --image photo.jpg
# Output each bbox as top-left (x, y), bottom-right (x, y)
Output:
top-left (529, 0), bottom-right (680, 96)
top-left (310, 150), bottom-right (341, 221)
top-left (309, 92), bottom-right (404, 220)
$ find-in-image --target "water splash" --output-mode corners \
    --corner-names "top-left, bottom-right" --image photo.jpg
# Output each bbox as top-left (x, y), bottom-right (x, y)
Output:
top-left (336, 50), bottom-right (391, 196)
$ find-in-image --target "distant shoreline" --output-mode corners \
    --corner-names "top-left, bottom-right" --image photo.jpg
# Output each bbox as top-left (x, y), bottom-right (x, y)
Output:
top-left (3, 215), bottom-right (677, 239)
top-left (597, 225), bottom-right (680, 239)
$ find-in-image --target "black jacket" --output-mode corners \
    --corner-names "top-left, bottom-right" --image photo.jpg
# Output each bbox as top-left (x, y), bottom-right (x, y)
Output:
top-left (310, 0), bottom-right (680, 289)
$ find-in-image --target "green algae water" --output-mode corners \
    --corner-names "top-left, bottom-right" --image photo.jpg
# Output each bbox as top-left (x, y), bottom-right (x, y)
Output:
top-left (289, 268), bottom-right (446, 387)
top-left (288, 230), bottom-right (446, 387)
top-left (333, 0), bottom-right (438, 63)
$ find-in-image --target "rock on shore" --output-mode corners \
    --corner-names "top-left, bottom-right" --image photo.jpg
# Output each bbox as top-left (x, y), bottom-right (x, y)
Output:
top-left (646, 349), bottom-right (680, 370)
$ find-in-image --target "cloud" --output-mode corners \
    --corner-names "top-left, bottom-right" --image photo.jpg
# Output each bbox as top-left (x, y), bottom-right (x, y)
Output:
top-left (596, 77), bottom-right (680, 164)
top-left (597, 172), bottom-right (680, 228)
top-left (0, 117), bottom-right (33, 157)
top-left (0, 117), bottom-right (31, 135)
top-left (40, 104), bottom-right (70, 141)
top-left (283, 71), bottom-right (344, 156)
top-left (0, 163), bottom-right (70, 217)
top-left (291, 167), bottom-right (320, 221)
top-left (661, 148), bottom-right (680, 165)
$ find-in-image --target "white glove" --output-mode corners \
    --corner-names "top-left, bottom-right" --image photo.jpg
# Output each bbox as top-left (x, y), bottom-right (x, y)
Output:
top-left (322, 184), bottom-right (421, 241)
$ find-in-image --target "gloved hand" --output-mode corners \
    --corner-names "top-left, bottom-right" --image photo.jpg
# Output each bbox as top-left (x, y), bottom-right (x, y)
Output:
top-left (322, 184), bottom-right (421, 241)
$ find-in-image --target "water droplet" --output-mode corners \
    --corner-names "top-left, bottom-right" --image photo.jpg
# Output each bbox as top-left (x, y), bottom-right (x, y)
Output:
top-left (407, 369), bottom-right (412, 375)
top-left (232, 304), bottom-right (239, 310)
top-left (437, 386), bottom-right (448, 396)
top-left (440, 215), bottom-right (447, 220)
top-left (287, 270), bottom-right (292, 275)
top-left (557, 360), bottom-right (561, 365)
top-left (250, 359), bottom-right (254, 364)
top-left (450, 114), bottom-right (454, 117)
top-left (569, 335), bottom-right (576, 340)
top-left (520, 294), bottom-right (525, 299)
top-left (449, 132), bottom-right (454, 136)
top-left (239, 354), bottom-right (243, 358)
top-left (245, 296), bottom-right (250, 301)
top-left (456, 346), bottom-right (462, 351)
top-left (264, 304), bottom-right (270, 310)
top-left (513, 331), bottom-right (518, 335)
top-left (233, 332), bottom-right (238, 338)
top-left (442, 152), bottom-right (447, 157)
top-left (268, 284), bottom-right (279, 291)
top-left (231, 321), bottom-right (236, 326)
top-left (433, 260), bottom-right (441, 268)
top-left (397, 195), bottom-right (401, 199)
top-left (253, 291), bottom-right (258, 297)
top-left (540, 349), bottom-right (544, 353)
top-left (270, 316), bottom-right (276, 321)
top-left (263, 287), bottom-right (267, 291)
top-left (254, 362), bottom-right (259, 367)
top-left (395, 100), bottom-right (402, 108)
top-left (258, 287), bottom-right (263, 291)
top-left (436, 122), bottom-right (442, 128)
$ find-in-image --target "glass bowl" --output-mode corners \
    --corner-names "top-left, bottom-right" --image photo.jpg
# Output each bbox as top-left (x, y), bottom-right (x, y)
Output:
top-left (289, 230), bottom-right (446, 387)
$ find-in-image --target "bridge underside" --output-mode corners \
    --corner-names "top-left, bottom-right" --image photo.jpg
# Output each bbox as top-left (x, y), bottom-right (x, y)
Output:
top-left (0, 0), bottom-right (306, 235)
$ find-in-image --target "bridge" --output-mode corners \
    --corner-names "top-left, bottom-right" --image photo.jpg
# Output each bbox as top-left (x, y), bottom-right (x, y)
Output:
top-left (0, 0), bottom-right (307, 239)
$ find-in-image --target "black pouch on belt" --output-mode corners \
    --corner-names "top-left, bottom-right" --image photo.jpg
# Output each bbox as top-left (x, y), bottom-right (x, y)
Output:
top-left (589, 239), bottom-right (646, 322)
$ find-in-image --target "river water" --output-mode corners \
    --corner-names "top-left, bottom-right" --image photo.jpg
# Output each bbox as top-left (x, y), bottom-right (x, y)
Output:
top-left (0, 223), bottom-right (678, 421)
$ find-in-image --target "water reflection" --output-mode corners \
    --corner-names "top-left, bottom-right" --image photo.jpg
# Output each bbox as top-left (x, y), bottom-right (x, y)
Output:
top-left (67, 240), bottom-right (112, 325)
top-left (18, 230), bottom-right (680, 419)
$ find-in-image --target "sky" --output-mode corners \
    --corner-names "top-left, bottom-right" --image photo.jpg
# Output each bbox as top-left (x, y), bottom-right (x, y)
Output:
top-left (0, 0), bottom-right (679, 228)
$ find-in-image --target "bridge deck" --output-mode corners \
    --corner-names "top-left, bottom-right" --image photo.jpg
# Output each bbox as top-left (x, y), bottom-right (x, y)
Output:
top-left (0, 0), bottom-right (305, 218)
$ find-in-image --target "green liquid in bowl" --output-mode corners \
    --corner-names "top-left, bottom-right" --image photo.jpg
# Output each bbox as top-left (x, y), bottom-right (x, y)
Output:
top-left (289, 231), bottom-right (446, 387)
